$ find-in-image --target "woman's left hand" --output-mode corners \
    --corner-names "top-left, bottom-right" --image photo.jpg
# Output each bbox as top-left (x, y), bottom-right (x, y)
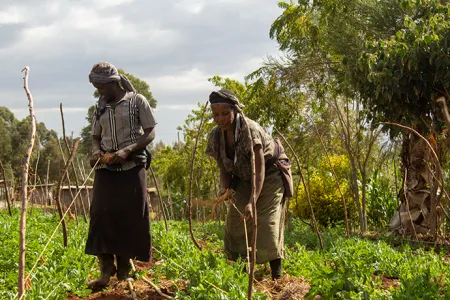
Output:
top-left (243, 203), bottom-right (253, 220)
top-left (111, 147), bottom-right (132, 164)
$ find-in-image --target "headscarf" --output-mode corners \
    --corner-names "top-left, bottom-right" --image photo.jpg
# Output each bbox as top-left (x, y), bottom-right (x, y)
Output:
top-left (89, 62), bottom-right (136, 119)
top-left (209, 89), bottom-right (245, 111)
top-left (209, 89), bottom-right (245, 165)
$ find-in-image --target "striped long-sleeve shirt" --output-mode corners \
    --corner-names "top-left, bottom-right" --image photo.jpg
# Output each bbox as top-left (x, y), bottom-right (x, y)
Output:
top-left (91, 92), bottom-right (157, 171)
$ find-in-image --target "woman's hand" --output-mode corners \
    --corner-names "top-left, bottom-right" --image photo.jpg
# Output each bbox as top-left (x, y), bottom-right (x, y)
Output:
top-left (90, 150), bottom-right (103, 167)
top-left (110, 147), bottom-right (132, 164)
top-left (243, 203), bottom-right (253, 220)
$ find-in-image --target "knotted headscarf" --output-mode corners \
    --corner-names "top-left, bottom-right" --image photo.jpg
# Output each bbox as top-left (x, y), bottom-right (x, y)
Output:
top-left (209, 89), bottom-right (246, 164)
top-left (89, 62), bottom-right (136, 119)
top-left (209, 89), bottom-right (245, 111)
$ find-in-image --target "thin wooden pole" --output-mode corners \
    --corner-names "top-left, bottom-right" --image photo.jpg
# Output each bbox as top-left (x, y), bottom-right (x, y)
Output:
top-left (149, 166), bottom-right (168, 232)
top-left (60, 104), bottom-right (87, 221)
top-left (308, 116), bottom-right (350, 238)
top-left (55, 139), bottom-right (80, 247)
top-left (18, 66), bottom-right (37, 299)
top-left (188, 101), bottom-right (209, 250)
top-left (0, 161), bottom-right (12, 216)
top-left (238, 114), bottom-right (257, 300)
top-left (45, 160), bottom-right (50, 212)
top-left (57, 139), bottom-right (78, 220)
top-left (275, 128), bottom-right (323, 249)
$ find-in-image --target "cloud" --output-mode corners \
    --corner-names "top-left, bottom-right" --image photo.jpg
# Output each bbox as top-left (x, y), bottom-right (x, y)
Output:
top-left (0, 0), bottom-right (282, 143)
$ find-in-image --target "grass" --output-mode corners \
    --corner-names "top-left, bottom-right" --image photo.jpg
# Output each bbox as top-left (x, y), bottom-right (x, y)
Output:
top-left (1, 209), bottom-right (450, 299)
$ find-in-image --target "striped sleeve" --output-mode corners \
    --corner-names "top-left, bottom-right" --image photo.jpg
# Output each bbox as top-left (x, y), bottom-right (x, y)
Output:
top-left (136, 94), bottom-right (157, 129)
top-left (91, 105), bottom-right (101, 136)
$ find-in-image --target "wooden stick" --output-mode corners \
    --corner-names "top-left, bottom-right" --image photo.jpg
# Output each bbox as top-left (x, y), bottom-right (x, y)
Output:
top-left (274, 127), bottom-right (323, 249)
top-left (126, 278), bottom-right (137, 299)
top-left (141, 277), bottom-right (173, 300)
top-left (57, 139), bottom-right (78, 220)
top-left (308, 116), bottom-right (350, 238)
top-left (45, 160), bottom-right (50, 212)
top-left (54, 139), bottom-right (80, 247)
top-left (149, 165), bottom-right (168, 232)
top-left (0, 160), bottom-right (12, 216)
top-left (238, 114), bottom-right (257, 300)
top-left (18, 66), bottom-right (37, 300)
top-left (24, 159), bottom-right (99, 286)
top-left (60, 104), bottom-right (87, 221)
top-left (188, 100), bottom-right (209, 250)
top-left (403, 168), bottom-right (418, 239)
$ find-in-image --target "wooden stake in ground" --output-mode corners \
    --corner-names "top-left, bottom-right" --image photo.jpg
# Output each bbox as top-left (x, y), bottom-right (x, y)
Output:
top-left (308, 116), bottom-right (350, 238)
top-left (54, 139), bottom-right (80, 247)
top-left (18, 66), bottom-right (37, 299)
top-left (0, 160), bottom-right (12, 216)
top-left (188, 100), bottom-right (209, 250)
top-left (60, 103), bottom-right (87, 221)
top-left (149, 165), bottom-right (168, 232)
top-left (275, 127), bottom-right (323, 249)
top-left (239, 114), bottom-right (257, 300)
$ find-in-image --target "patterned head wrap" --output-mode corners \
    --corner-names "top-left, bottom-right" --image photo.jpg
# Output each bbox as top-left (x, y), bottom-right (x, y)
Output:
top-left (209, 89), bottom-right (245, 111)
top-left (89, 62), bottom-right (136, 93)
top-left (89, 62), bottom-right (136, 119)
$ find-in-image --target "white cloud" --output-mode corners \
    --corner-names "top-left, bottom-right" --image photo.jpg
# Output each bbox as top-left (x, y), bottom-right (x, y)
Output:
top-left (92, 0), bottom-right (135, 9)
top-left (146, 68), bottom-right (215, 92)
top-left (175, 0), bottom-right (205, 14)
top-left (0, 6), bottom-right (26, 24)
top-left (155, 104), bottom-right (198, 111)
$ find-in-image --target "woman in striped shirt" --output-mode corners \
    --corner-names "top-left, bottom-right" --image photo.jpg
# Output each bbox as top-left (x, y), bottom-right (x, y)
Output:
top-left (85, 62), bottom-right (156, 289)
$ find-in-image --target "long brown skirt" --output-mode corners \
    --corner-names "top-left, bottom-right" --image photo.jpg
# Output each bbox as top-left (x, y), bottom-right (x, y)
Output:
top-left (85, 166), bottom-right (151, 261)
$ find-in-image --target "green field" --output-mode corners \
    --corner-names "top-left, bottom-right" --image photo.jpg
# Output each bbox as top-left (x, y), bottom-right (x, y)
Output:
top-left (1, 209), bottom-right (450, 299)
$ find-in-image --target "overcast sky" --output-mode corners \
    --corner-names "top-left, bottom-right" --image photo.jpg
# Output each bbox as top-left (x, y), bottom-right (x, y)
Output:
top-left (0, 0), bottom-right (281, 144)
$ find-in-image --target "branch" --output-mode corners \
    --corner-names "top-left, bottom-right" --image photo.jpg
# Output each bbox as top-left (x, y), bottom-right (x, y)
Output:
top-left (308, 115), bottom-right (350, 238)
top-left (54, 139), bottom-right (80, 248)
top-left (0, 160), bottom-right (12, 216)
top-left (18, 66), bottom-right (37, 299)
top-left (149, 165), bottom-right (168, 232)
top-left (274, 128), bottom-right (323, 249)
top-left (188, 100), bottom-right (209, 250)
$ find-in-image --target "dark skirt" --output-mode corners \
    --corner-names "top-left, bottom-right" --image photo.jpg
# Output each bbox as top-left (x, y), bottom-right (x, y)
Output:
top-left (85, 166), bottom-right (151, 261)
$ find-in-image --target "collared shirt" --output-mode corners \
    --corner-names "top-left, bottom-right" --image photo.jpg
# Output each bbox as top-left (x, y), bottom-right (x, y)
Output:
top-left (91, 92), bottom-right (157, 171)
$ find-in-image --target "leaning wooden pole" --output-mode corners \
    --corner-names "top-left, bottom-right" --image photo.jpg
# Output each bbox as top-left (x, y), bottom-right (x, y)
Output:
top-left (275, 128), bottom-right (323, 249)
top-left (60, 104), bottom-right (87, 221)
top-left (239, 114), bottom-right (257, 300)
top-left (0, 160), bottom-right (12, 216)
top-left (54, 139), bottom-right (80, 247)
top-left (188, 101), bottom-right (209, 250)
top-left (309, 116), bottom-right (350, 238)
top-left (18, 66), bottom-right (37, 299)
top-left (149, 166), bottom-right (168, 232)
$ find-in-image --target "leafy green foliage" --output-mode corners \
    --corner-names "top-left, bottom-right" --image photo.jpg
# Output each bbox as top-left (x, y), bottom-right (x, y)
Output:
top-left (352, 0), bottom-right (450, 136)
top-left (2, 209), bottom-right (450, 299)
top-left (285, 219), bottom-right (450, 299)
top-left (0, 209), bottom-right (94, 299)
top-left (291, 155), bottom-right (354, 227)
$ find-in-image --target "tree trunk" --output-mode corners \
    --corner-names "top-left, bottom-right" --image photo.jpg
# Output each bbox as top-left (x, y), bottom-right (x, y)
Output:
top-left (389, 133), bottom-right (439, 235)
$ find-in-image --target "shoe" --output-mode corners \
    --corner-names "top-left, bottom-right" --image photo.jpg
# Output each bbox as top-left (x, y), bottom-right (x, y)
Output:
top-left (87, 254), bottom-right (116, 290)
top-left (116, 256), bottom-right (132, 281)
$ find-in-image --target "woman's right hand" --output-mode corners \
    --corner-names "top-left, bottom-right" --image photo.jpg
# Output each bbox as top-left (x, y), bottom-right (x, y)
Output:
top-left (219, 187), bottom-right (228, 197)
top-left (90, 150), bottom-right (103, 167)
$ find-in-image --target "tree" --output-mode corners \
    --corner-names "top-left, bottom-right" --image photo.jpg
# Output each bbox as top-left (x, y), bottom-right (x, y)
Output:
top-left (80, 69), bottom-right (157, 154)
top-left (348, 0), bottom-right (450, 236)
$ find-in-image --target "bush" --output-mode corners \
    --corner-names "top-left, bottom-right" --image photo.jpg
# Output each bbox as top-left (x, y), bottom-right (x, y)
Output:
top-left (290, 155), bottom-right (354, 227)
